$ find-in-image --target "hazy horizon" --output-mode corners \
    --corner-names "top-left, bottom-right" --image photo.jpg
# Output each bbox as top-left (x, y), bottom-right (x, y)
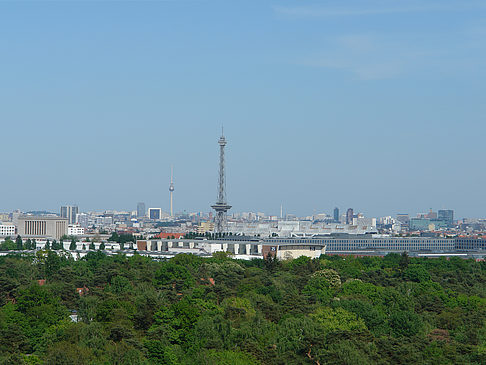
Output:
top-left (2, 1), bottom-right (485, 219)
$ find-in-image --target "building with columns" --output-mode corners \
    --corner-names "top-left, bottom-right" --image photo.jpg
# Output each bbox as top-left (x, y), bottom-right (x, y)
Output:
top-left (17, 215), bottom-right (68, 240)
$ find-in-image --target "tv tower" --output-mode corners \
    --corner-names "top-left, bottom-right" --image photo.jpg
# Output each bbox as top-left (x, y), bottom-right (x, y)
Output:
top-left (211, 129), bottom-right (231, 233)
top-left (169, 166), bottom-right (174, 217)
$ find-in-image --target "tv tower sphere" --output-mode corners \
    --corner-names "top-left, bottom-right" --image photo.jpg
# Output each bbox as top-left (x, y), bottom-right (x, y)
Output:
top-left (169, 166), bottom-right (175, 217)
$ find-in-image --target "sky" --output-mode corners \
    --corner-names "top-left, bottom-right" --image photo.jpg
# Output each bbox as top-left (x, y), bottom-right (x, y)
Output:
top-left (1, 0), bottom-right (486, 219)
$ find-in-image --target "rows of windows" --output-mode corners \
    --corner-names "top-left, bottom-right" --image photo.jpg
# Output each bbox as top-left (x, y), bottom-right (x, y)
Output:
top-left (277, 245), bottom-right (320, 251)
top-left (455, 239), bottom-right (486, 250)
top-left (165, 238), bottom-right (484, 252)
top-left (327, 243), bottom-right (455, 251)
top-left (268, 239), bottom-right (325, 244)
top-left (323, 239), bottom-right (451, 244)
top-left (262, 238), bottom-right (460, 252)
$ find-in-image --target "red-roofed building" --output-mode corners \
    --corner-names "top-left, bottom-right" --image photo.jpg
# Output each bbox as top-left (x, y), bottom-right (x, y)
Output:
top-left (155, 232), bottom-right (184, 239)
top-left (76, 286), bottom-right (89, 296)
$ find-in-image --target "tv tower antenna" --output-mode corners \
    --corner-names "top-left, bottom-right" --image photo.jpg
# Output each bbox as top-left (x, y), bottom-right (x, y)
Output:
top-left (169, 165), bottom-right (174, 217)
top-left (211, 128), bottom-right (231, 233)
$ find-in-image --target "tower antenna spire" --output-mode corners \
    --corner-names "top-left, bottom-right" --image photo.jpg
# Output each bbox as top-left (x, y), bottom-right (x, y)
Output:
top-left (211, 129), bottom-right (231, 233)
top-left (169, 165), bottom-right (174, 217)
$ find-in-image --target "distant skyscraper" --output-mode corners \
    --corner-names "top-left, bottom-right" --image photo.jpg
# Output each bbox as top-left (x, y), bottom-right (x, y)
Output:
top-left (333, 207), bottom-right (339, 223)
top-left (425, 208), bottom-right (437, 219)
top-left (438, 209), bottom-right (454, 225)
top-left (346, 208), bottom-right (354, 225)
top-left (60, 205), bottom-right (78, 224)
top-left (137, 202), bottom-right (146, 218)
top-left (211, 130), bottom-right (231, 233)
top-left (396, 214), bottom-right (410, 228)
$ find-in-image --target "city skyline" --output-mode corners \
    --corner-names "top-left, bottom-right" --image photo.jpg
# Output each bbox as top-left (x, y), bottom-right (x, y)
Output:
top-left (4, 204), bottom-right (462, 222)
top-left (1, 1), bottom-right (486, 217)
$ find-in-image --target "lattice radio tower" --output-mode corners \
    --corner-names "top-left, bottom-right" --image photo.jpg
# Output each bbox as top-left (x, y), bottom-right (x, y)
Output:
top-left (211, 129), bottom-right (231, 233)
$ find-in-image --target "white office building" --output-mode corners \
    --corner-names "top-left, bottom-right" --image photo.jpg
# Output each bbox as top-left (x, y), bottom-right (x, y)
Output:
top-left (68, 224), bottom-right (85, 236)
top-left (226, 219), bottom-right (377, 237)
top-left (0, 224), bottom-right (15, 237)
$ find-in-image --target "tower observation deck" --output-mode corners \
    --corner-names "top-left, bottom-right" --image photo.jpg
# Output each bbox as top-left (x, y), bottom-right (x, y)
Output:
top-left (169, 166), bottom-right (174, 217)
top-left (211, 131), bottom-right (231, 233)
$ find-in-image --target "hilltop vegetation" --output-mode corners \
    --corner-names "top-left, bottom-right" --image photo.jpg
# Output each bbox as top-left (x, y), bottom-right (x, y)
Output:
top-left (0, 251), bottom-right (485, 364)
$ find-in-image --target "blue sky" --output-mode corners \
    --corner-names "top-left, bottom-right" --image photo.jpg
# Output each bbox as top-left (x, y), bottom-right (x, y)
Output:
top-left (1, 0), bottom-right (486, 218)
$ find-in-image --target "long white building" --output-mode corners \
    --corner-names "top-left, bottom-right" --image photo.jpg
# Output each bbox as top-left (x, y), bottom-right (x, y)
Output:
top-left (226, 220), bottom-right (377, 237)
top-left (136, 237), bottom-right (326, 260)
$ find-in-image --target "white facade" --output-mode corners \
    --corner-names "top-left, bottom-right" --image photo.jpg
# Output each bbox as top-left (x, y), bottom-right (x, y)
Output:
top-left (352, 217), bottom-right (377, 227)
top-left (0, 224), bottom-right (15, 237)
top-left (276, 247), bottom-right (324, 260)
top-left (226, 220), bottom-right (377, 237)
top-left (68, 224), bottom-right (85, 236)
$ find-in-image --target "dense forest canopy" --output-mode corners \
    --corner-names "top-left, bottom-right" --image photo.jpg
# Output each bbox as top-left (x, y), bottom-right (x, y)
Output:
top-left (0, 250), bottom-right (485, 364)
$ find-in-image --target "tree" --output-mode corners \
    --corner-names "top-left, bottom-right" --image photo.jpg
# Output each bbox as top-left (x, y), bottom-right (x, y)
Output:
top-left (44, 250), bottom-right (66, 278)
top-left (276, 316), bottom-right (326, 362)
top-left (1, 238), bottom-right (16, 250)
top-left (45, 239), bottom-right (50, 250)
top-left (0, 245), bottom-right (484, 364)
top-left (264, 254), bottom-right (280, 272)
top-left (15, 235), bottom-right (23, 250)
top-left (310, 307), bottom-right (367, 334)
top-left (389, 310), bottom-right (423, 337)
top-left (69, 239), bottom-right (77, 251)
top-left (89, 242), bottom-right (95, 250)
top-left (99, 243), bottom-right (105, 250)
top-left (399, 252), bottom-right (410, 270)
top-left (24, 239), bottom-right (32, 250)
top-left (303, 276), bottom-right (334, 304)
top-left (403, 265), bottom-right (430, 282)
top-left (155, 262), bottom-right (195, 290)
top-left (45, 341), bottom-right (91, 364)
top-left (311, 268), bottom-right (342, 288)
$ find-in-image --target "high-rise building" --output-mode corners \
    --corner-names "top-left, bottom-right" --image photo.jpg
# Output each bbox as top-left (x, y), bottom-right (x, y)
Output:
top-left (60, 205), bottom-right (78, 224)
top-left (425, 209), bottom-right (437, 219)
top-left (148, 208), bottom-right (162, 220)
top-left (438, 210), bottom-right (454, 225)
top-left (137, 202), bottom-right (146, 218)
top-left (346, 208), bottom-right (354, 225)
top-left (77, 213), bottom-right (89, 228)
top-left (396, 214), bottom-right (410, 226)
top-left (333, 207), bottom-right (339, 223)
